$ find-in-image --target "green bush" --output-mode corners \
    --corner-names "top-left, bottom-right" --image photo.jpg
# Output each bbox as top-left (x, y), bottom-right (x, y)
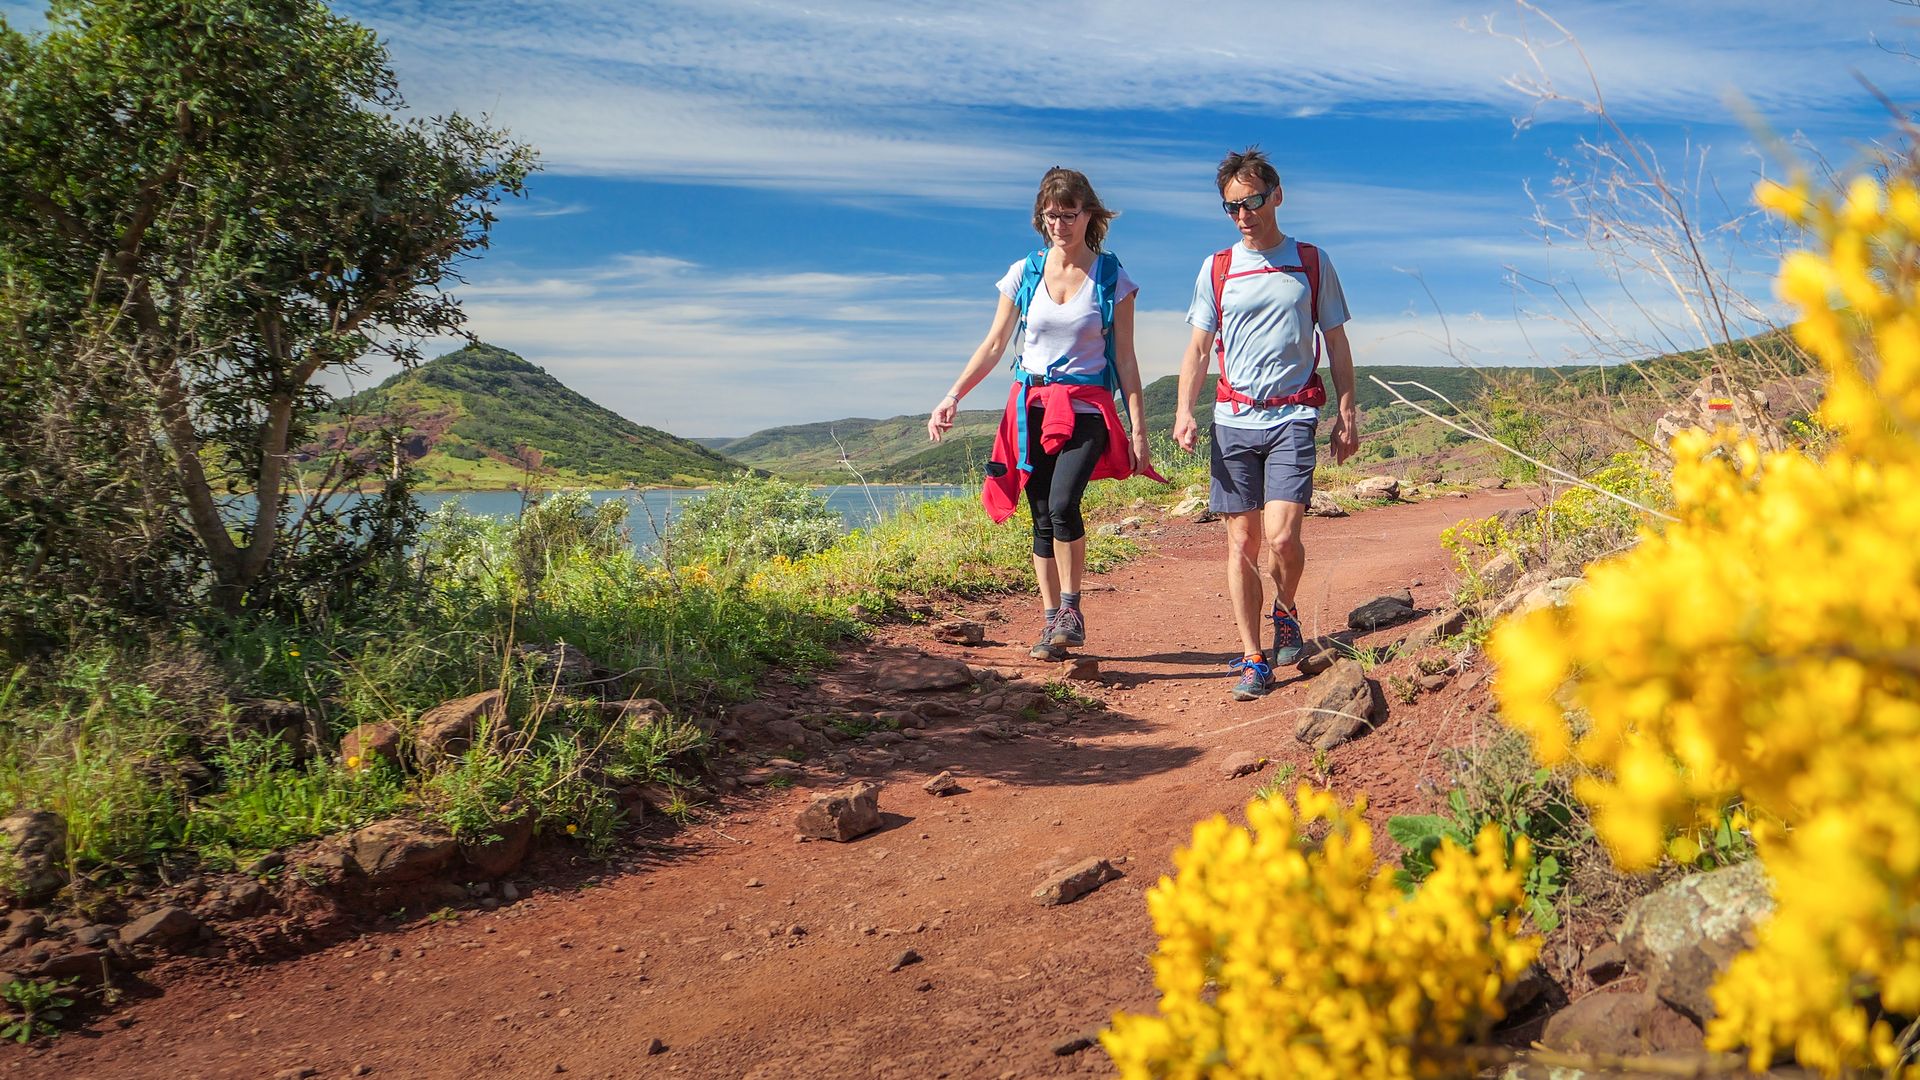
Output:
top-left (663, 474), bottom-right (842, 571)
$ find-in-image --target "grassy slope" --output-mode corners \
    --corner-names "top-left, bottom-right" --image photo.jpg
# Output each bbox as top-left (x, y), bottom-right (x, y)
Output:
top-left (717, 364), bottom-right (1591, 483)
top-left (317, 344), bottom-right (744, 489)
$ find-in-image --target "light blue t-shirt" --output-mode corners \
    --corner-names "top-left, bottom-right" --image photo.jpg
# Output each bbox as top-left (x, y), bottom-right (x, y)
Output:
top-left (1185, 237), bottom-right (1349, 430)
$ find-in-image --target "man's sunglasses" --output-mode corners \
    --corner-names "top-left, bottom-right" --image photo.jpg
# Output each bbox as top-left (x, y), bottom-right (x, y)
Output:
top-left (1222, 187), bottom-right (1277, 216)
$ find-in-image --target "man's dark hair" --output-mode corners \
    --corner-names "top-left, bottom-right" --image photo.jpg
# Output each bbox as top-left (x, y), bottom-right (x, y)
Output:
top-left (1216, 146), bottom-right (1281, 195)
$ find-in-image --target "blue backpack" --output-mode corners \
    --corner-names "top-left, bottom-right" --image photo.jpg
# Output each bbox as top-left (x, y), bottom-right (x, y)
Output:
top-left (1008, 248), bottom-right (1123, 393)
top-left (1003, 249), bottom-right (1122, 473)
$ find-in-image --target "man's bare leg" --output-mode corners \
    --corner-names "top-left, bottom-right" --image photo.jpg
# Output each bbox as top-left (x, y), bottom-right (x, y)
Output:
top-left (1224, 509), bottom-right (1266, 658)
top-left (1262, 499), bottom-right (1307, 613)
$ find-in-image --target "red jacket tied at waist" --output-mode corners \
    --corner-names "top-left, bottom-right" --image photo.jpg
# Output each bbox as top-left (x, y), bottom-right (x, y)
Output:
top-left (980, 381), bottom-right (1166, 524)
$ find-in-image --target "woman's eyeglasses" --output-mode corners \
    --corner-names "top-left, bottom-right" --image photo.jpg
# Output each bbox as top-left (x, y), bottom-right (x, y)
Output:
top-left (1042, 209), bottom-right (1084, 225)
top-left (1222, 187), bottom-right (1277, 216)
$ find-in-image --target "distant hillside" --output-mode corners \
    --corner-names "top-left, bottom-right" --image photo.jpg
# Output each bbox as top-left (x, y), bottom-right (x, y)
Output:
top-left (716, 364), bottom-right (1599, 484)
top-left (309, 344), bottom-right (743, 490)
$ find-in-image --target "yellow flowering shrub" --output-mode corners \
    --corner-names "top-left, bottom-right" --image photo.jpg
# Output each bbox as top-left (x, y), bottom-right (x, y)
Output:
top-left (1102, 786), bottom-right (1539, 1079)
top-left (1491, 171), bottom-right (1920, 1076)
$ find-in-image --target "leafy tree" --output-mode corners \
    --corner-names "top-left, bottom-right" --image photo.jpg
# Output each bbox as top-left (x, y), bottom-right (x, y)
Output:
top-left (0, 0), bottom-right (535, 627)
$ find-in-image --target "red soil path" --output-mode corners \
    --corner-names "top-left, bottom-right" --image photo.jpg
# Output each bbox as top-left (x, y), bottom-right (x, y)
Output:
top-left (21, 489), bottom-right (1530, 1080)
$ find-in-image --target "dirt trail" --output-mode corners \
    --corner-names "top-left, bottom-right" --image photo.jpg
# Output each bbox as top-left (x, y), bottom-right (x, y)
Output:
top-left (23, 490), bottom-right (1530, 1080)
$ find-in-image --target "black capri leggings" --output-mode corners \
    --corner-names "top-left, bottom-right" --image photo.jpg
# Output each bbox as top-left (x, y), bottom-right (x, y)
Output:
top-left (1026, 406), bottom-right (1108, 557)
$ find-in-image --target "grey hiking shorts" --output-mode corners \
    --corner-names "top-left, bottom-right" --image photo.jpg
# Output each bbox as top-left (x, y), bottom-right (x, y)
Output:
top-left (1209, 420), bottom-right (1318, 513)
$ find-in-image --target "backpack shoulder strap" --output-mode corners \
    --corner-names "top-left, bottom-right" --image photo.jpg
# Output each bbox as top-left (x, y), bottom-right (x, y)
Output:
top-left (1008, 249), bottom-right (1048, 373)
top-left (1296, 241), bottom-right (1322, 328)
top-left (1012, 249), bottom-right (1048, 318)
top-left (1209, 247), bottom-right (1234, 332)
top-left (1095, 251), bottom-right (1122, 389)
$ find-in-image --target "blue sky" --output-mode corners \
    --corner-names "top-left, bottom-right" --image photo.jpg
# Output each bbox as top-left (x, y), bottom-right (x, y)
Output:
top-left (10, 1), bottom-right (1920, 437)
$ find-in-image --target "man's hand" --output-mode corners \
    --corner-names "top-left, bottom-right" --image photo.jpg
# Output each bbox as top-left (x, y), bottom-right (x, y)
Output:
top-left (1329, 408), bottom-right (1360, 464)
top-left (1173, 411), bottom-right (1199, 453)
top-left (1128, 431), bottom-right (1152, 474)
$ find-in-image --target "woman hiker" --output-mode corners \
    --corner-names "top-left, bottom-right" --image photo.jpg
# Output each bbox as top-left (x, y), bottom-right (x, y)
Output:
top-left (927, 167), bottom-right (1164, 662)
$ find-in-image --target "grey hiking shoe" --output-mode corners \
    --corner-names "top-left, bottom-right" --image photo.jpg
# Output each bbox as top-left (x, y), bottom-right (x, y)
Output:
top-left (1229, 656), bottom-right (1274, 701)
top-left (1029, 616), bottom-right (1066, 660)
top-left (1047, 606), bottom-right (1086, 648)
top-left (1269, 607), bottom-right (1305, 666)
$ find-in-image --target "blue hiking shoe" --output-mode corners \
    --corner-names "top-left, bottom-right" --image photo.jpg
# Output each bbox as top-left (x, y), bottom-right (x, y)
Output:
top-left (1229, 655), bottom-right (1273, 701)
top-left (1269, 606), bottom-right (1305, 666)
top-left (1029, 616), bottom-right (1066, 661)
top-left (1048, 606), bottom-right (1086, 648)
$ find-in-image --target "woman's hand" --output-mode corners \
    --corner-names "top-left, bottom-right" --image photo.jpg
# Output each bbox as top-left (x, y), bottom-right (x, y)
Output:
top-left (928, 394), bottom-right (958, 441)
top-left (1129, 430), bottom-right (1151, 474)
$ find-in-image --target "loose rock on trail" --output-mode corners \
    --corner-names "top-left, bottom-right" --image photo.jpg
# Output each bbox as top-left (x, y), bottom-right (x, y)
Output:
top-left (20, 490), bottom-right (1531, 1080)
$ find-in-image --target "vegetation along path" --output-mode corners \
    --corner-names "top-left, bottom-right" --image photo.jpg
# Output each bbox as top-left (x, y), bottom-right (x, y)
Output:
top-left (24, 489), bottom-right (1529, 1080)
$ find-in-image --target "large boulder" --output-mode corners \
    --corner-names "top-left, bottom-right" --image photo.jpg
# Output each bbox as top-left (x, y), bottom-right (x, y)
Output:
top-left (1347, 591), bottom-right (1417, 631)
top-left (1540, 988), bottom-right (1704, 1057)
top-left (340, 722), bottom-right (402, 770)
top-left (1295, 660), bottom-right (1377, 751)
top-left (1352, 475), bottom-right (1400, 501)
top-left (871, 656), bottom-right (974, 692)
top-left (347, 820), bottom-right (458, 885)
top-left (415, 690), bottom-right (506, 763)
top-left (1306, 491), bottom-right (1349, 518)
top-left (0, 811), bottom-right (68, 905)
top-left (1619, 859), bottom-right (1773, 1024)
top-left (514, 642), bottom-right (601, 692)
top-left (233, 699), bottom-right (324, 764)
top-left (121, 905), bottom-right (201, 950)
top-left (795, 782), bottom-right (884, 842)
top-left (458, 813), bottom-right (535, 879)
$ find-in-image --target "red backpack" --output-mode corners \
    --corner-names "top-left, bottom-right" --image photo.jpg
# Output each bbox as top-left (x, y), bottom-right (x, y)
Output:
top-left (1209, 242), bottom-right (1327, 413)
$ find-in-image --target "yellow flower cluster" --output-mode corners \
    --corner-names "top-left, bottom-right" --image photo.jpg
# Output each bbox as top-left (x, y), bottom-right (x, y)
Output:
top-left (1491, 172), bottom-right (1920, 1076)
top-left (1102, 786), bottom-right (1538, 1079)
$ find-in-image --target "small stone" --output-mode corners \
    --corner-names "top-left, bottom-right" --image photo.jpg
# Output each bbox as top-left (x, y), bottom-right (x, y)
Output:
top-left (1051, 1034), bottom-right (1097, 1056)
top-left (1347, 594), bottom-right (1417, 631)
top-left (916, 979), bottom-right (933, 992)
top-left (352, 1068), bottom-right (373, 1077)
top-left (121, 905), bottom-right (201, 949)
top-left (888, 948), bottom-right (923, 972)
top-left (1059, 658), bottom-right (1100, 681)
top-left (1220, 751), bottom-right (1266, 780)
top-left (1417, 672), bottom-right (1450, 692)
top-left (744, 878), bottom-right (763, 889)
top-left (933, 619), bottom-right (986, 646)
top-left (1032, 857), bottom-right (1122, 906)
top-left (1582, 941), bottom-right (1628, 986)
top-left (794, 781), bottom-right (884, 842)
top-left (645, 1038), bottom-right (667, 1055)
top-left (922, 771), bottom-right (963, 797)
top-left (273, 1069), bottom-right (318, 1080)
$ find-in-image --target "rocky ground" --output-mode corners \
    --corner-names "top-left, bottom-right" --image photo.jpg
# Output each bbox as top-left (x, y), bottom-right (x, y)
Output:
top-left (3, 487), bottom-right (1767, 1079)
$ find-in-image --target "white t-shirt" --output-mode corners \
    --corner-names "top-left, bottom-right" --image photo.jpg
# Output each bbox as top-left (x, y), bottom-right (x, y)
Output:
top-left (1185, 237), bottom-right (1349, 430)
top-left (996, 254), bottom-right (1139, 413)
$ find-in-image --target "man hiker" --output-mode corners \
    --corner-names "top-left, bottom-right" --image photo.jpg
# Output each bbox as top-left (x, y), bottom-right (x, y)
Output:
top-left (1172, 146), bottom-right (1360, 701)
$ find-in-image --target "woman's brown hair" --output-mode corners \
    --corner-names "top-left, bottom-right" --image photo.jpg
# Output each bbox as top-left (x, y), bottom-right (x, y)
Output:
top-left (1031, 167), bottom-right (1117, 251)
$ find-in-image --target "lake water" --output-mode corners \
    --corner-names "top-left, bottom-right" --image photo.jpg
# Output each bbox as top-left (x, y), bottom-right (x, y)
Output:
top-left (416, 484), bottom-right (967, 555)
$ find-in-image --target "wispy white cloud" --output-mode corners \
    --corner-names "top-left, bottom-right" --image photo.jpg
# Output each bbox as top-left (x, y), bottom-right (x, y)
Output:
top-left (336, 0), bottom-right (1920, 199)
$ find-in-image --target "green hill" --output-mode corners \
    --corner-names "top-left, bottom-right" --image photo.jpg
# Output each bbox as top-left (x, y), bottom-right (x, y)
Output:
top-left (714, 364), bottom-right (1598, 484)
top-left (309, 344), bottom-right (743, 490)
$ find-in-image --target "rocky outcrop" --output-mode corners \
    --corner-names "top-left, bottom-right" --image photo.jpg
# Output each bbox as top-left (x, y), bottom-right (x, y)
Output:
top-left (1, 811), bottom-right (68, 905)
top-left (415, 690), bottom-right (506, 763)
top-left (1619, 859), bottom-right (1773, 1024)
top-left (1295, 660), bottom-right (1377, 751)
